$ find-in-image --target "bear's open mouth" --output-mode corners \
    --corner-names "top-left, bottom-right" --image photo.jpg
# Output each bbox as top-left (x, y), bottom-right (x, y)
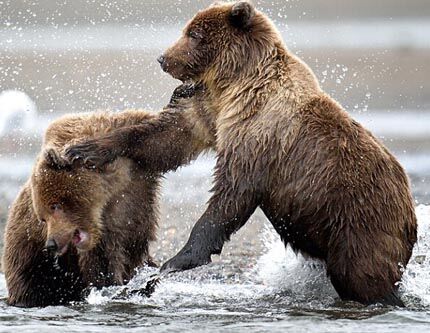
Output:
top-left (72, 229), bottom-right (89, 249)
top-left (72, 229), bottom-right (81, 244)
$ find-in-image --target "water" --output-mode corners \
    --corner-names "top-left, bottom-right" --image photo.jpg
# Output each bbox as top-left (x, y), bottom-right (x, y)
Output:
top-left (1, 19), bottom-right (430, 52)
top-left (1, 1), bottom-right (430, 331)
top-left (0, 206), bottom-right (428, 332)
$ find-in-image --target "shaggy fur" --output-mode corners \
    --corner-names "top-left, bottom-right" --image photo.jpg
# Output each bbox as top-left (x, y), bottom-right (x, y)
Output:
top-left (3, 110), bottom-right (164, 307)
top-left (65, 2), bottom-right (417, 306)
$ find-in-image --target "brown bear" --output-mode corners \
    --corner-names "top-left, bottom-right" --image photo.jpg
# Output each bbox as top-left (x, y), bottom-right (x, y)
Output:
top-left (2, 109), bottom-right (168, 307)
top-left (64, 2), bottom-right (417, 306)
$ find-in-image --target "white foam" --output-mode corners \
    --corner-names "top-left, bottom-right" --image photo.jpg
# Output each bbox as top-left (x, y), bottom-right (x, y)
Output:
top-left (400, 205), bottom-right (430, 306)
top-left (0, 90), bottom-right (38, 136)
top-left (86, 266), bottom-right (274, 309)
top-left (252, 226), bottom-right (337, 302)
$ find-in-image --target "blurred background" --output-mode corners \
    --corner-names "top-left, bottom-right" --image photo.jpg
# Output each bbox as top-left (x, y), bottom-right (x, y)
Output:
top-left (0, 0), bottom-right (429, 261)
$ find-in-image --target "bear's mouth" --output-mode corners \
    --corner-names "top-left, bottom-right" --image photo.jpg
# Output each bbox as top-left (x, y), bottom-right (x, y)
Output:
top-left (57, 243), bottom-right (69, 256)
top-left (72, 229), bottom-right (90, 249)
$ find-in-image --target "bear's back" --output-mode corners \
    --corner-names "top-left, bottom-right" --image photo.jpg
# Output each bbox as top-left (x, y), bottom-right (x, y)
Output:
top-left (44, 110), bottom-right (155, 150)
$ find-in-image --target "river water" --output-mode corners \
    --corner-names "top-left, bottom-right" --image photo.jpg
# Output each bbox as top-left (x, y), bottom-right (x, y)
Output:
top-left (0, 2), bottom-right (430, 331)
top-left (0, 206), bottom-right (428, 332)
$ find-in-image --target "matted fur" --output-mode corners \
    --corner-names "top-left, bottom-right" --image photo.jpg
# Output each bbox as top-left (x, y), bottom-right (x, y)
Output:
top-left (3, 110), bottom-right (162, 307)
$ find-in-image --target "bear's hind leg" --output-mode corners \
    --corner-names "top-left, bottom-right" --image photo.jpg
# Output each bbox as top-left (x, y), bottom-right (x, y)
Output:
top-left (328, 266), bottom-right (404, 307)
top-left (326, 236), bottom-right (405, 307)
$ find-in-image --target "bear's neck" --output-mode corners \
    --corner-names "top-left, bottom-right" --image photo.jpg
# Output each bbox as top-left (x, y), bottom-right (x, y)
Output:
top-left (203, 43), bottom-right (321, 121)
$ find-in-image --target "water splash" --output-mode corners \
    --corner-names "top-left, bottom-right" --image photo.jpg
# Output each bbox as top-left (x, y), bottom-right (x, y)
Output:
top-left (86, 205), bottom-right (430, 309)
top-left (87, 265), bottom-right (275, 309)
top-left (0, 90), bottom-right (37, 136)
top-left (252, 226), bottom-right (337, 304)
top-left (400, 205), bottom-right (430, 306)
top-left (254, 205), bottom-right (430, 307)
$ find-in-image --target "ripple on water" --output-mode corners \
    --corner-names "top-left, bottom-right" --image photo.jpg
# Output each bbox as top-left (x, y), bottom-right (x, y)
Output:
top-left (0, 206), bottom-right (428, 332)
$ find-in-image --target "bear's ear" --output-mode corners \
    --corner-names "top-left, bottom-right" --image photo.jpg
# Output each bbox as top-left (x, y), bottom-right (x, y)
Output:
top-left (44, 148), bottom-right (72, 171)
top-left (229, 1), bottom-right (255, 29)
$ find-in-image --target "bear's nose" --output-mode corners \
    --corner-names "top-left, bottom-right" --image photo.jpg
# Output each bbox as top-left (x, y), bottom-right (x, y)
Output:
top-left (157, 55), bottom-right (165, 65)
top-left (45, 239), bottom-right (58, 254)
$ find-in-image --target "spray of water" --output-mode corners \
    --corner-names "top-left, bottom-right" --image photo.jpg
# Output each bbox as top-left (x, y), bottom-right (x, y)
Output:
top-left (400, 205), bottom-right (430, 306)
top-left (0, 90), bottom-right (37, 136)
top-left (86, 205), bottom-right (430, 309)
top-left (252, 205), bottom-right (430, 307)
top-left (251, 226), bottom-right (337, 304)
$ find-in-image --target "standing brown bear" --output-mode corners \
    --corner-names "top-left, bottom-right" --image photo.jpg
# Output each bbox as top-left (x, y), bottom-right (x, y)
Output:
top-left (3, 110), bottom-right (165, 307)
top-left (65, 2), bottom-right (417, 306)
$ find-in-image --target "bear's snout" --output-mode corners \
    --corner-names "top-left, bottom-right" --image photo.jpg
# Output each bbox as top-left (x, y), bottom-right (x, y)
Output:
top-left (44, 234), bottom-right (70, 256)
top-left (44, 238), bottom-right (58, 255)
top-left (157, 54), bottom-right (171, 74)
top-left (157, 55), bottom-right (165, 66)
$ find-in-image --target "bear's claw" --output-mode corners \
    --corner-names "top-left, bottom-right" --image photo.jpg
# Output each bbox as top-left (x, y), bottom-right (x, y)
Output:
top-left (167, 83), bottom-right (197, 108)
top-left (65, 141), bottom-right (117, 169)
top-left (160, 249), bottom-right (211, 273)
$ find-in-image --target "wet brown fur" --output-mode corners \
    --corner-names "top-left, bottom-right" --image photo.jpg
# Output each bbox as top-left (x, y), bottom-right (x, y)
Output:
top-left (64, 2), bottom-right (417, 306)
top-left (2, 110), bottom-right (163, 307)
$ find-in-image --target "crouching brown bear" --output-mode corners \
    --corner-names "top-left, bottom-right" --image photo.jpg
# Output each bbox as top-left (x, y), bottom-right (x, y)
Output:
top-left (65, 2), bottom-right (417, 306)
top-left (2, 110), bottom-right (168, 307)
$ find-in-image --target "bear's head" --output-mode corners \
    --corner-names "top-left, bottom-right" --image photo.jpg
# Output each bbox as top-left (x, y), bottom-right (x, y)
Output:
top-left (158, 1), bottom-right (281, 84)
top-left (31, 148), bottom-right (131, 257)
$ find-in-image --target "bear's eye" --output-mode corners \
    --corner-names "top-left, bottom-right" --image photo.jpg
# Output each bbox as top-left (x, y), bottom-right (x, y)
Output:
top-left (50, 203), bottom-right (62, 211)
top-left (188, 30), bottom-right (203, 40)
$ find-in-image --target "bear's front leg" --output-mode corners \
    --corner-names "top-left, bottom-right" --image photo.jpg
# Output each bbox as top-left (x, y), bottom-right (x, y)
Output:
top-left (166, 82), bottom-right (197, 108)
top-left (161, 156), bottom-right (260, 273)
top-left (64, 83), bottom-right (198, 170)
top-left (65, 133), bottom-right (126, 169)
